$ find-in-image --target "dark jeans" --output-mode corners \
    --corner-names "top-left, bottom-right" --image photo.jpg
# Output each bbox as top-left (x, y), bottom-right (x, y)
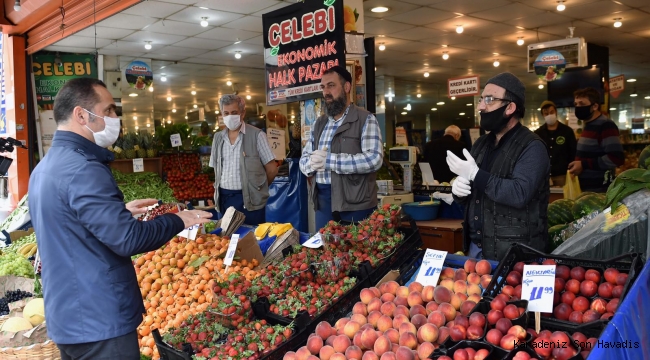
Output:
top-left (58, 330), bottom-right (139, 360)
top-left (314, 183), bottom-right (375, 230)
top-left (219, 188), bottom-right (266, 225)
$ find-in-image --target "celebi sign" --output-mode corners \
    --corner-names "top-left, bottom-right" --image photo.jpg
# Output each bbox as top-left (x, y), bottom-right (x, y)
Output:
top-left (266, 6), bottom-right (340, 89)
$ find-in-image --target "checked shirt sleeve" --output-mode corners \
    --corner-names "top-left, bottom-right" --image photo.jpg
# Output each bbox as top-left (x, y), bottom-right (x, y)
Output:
top-left (299, 128), bottom-right (316, 176)
top-left (256, 132), bottom-right (277, 164)
top-left (326, 114), bottom-right (383, 175)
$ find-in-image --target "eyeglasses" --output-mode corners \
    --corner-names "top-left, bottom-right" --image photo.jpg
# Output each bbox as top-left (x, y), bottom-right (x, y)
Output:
top-left (478, 95), bottom-right (511, 105)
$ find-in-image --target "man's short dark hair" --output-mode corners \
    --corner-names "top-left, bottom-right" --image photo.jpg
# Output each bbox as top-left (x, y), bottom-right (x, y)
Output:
top-left (323, 66), bottom-right (352, 87)
top-left (574, 87), bottom-right (602, 106)
top-left (502, 89), bottom-right (525, 119)
top-left (53, 78), bottom-right (107, 125)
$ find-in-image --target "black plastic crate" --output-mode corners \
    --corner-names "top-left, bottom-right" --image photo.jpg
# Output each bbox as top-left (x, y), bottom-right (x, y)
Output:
top-left (366, 219), bottom-right (424, 284)
top-left (526, 315), bottom-right (608, 341)
top-left (431, 340), bottom-right (505, 359)
top-left (259, 311), bottom-right (312, 360)
top-left (152, 329), bottom-right (193, 360)
top-left (483, 243), bottom-right (643, 329)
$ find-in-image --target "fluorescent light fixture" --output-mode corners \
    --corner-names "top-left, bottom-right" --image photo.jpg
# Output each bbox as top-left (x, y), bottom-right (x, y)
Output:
top-left (451, 96), bottom-right (456, 100)
top-left (371, 6), bottom-right (389, 12)
top-left (610, 107), bottom-right (616, 110)
top-left (627, 78), bottom-right (636, 82)
top-left (401, 112), bottom-right (407, 115)
top-left (467, 103), bottom-right (472, 106)
top-left (459, 113), bottom-right (465, 116)
top-left (437, 101), bottom-right (445, 105)
top-left (129, 93), bottom-right (138, 97)
top-left (431, 108), bottom-right (437, 111)
top-left (630, 93), bottom-right (637, 97)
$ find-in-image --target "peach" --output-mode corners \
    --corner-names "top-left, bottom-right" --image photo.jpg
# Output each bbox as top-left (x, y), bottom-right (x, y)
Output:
top-left (556, 265), bottom-right (571, 281)
top-left (487, 309), bottom-right (503, 325)
top-left (466, 273), bottom-right (481, 285)
top-left (598, 282), bottom-right (614, 299)
top-left (335, 318), bottom-right (350, 332)
top-left (453, 280), bottom-right (467, 294)
top-left (440, 267), bottom-right (455, 280)
top-left (500, 334), bottom-right (517, 350)
top-left (307, 336), bottom-right (324, 355)
top-left (381, 293), bottom-right (396, 303)
top-left (417, 323), bottom-right (439, 343)
top-left (353, 332), bottom-right (363, 349)
top-left (399, 331), bottom-right (418, 349)
top-left (383, 281), bottom-right (400, 295)
top-left (393, 314), bottom-right (410, 329)
top-left (612, 285), bottom-right (624, 298)
top-left (344, 321), bottom-right (361, 339)
top-left (475, 349), bottom-right (490, 360)
top-left (377, 315), bottom-right (393, 332)
top-left (438, 326), bottom-right (450, 344)
top-left (464, 259), bottom-right (477, 273)
top-left (507, 325), bottom-right (527, 340)
top-left (368, 311), bottom-right (383, 328)
top-left (562, 291), bottom-right (576, 305)
top-left (295, 347), bottom-right (311, 360)
top-left (409, 282), bottom-right (424, 293)
top-left (439, 302), bottom-right (457, 322)
top-left (399, 322), bottom-right (417, 337)
top-left (319, 345), bottom-right (335, 360)
top-left (607, 298), bottom-right (619, 313)
top-left (604, 268), bottom-right (620, 285)
top-left (501, 285), bottom-right (515, 297)
top-left (459, 300), bottom-right (476, 316)
top-left (417, 342), bottom-right (435, 359)
top-left (345, 345), bottom-right (362, 360)
top-left (580, 280), bottom-right (598, 298)
top-left (469, 312), bottom-right (486, 328)
top-left (353, 302), bottom-right (368, 316)
top-left (490, 297), bottom-right (506, 311)
top-left (373, 335), bottom-right (392, 356)
top-left (467, 324), bottom-right (484, 340)
top-left (394, 296), bottom-right (409, 307)
top-left (351, 314), bottom-right (367, 326)
top-left (449, 324), bottom-right (467, 342)
top-left (368, 298), bottom-right (383, 313)
top-left (360, 328), bottom-right (379, 350)
top-left (385, 328), bottom-right (399, 344)
top-left (570, 267), bottom-right (586, 281)
top-left (284, 351), bottom-right (297, 360)
top-left (450, 294), bottom-right (462, 311)
top-left (411, 314), bottom-right (428, 330)
top-left (396, 346), bottom-right (415, 360)
top-left (565, 279), bottom-right (581, 294)
top-left (503, 304), bottom-right (520, 320)
top-left (326, 335), bottom-right (336, 347)
top-left (362, 351), bottom-right (380, 360)
top-left (480, 274), bottom-right (492, 289)
top-left (495, 318), bottom-right (513, 335)
top-left (468, 294), bottom-right (481, 304)
top-left (428, 310), bottom-right (446, 328)
top-left (440, 279), bottom-right (455, 291)
top-left (330, 354), bottom-right (346, 360)
top-left (506, 271), bottom-right (522, 286)
top-left (380, 302), bottom-right (397, 317)
top-left (572, 296), bottom-right (590, 312)
top-left (591, 298), bottom-right (607, 315)
top-left (409, 304), bottom-right (427, 318)
top-left (370, 287), bottom-right (381, 298)
top-left (361, 288), bottom-right (378, 304)
top-left (332, 335), bottom-right (351, 353)
top-left (456, 292), bottom-right (468, 302)
top-left (316, 321), bottom-right (334, 340)
top-left (454, 269), bottom-right (468, 281)
top-left (396, 286), bottom-right (410, 298)
top-left (476, 260), bottom-right (492, 276)
top-left (454, 314), bottom-right (469, 329)
top-left (585, 269), bottom-right (601, 283)
top-left (394, 305), bottom-right (410, 318)
top-left (485, 328), bottom-right (503, 346)
top-left (434, 286), bottom-right (452, 304)
top-left (407, 291), bottom-right (424, 307)
top-left (380, 352), bottom-right (396, 360)
top-left (425, 301), bottom-right (439, 314)
top-left (467, 284), bottom-right (481, 296)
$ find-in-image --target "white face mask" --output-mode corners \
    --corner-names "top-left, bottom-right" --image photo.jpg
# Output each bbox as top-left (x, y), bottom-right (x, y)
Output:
top-left (83, 109), bottom-right (121, 148)
top-left (544, 114), bottom-right (557, 126)
top-left (223, 114), bottom-right (242, 131)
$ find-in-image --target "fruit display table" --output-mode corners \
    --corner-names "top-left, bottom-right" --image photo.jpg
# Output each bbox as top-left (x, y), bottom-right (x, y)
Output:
top-left (416, 218), bottom-right (464, 253)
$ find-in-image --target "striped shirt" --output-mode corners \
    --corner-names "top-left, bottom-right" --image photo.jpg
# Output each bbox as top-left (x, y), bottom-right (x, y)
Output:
top-left (209, 126), bottom-right (275, 190)
top-left (299, 105), bottom-right (383, 184)
top-left (576, 115), bottom-right (624, 190)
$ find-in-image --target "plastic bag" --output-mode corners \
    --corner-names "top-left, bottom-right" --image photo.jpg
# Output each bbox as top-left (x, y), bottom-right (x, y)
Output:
top-left (563, 171), bottom-right (582, 200)
top-left (552, 189), bottom-right (650, 259)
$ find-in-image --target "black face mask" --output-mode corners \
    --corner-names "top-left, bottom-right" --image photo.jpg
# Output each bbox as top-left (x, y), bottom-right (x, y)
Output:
top-left (480, 103), bottom-right (512, 133)
top-left (574, 105), bottom-right (593, 121)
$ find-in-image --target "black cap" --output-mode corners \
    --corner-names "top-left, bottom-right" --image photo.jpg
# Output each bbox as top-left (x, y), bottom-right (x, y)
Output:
top-left (325, 66), bottom-right (352, 84)
top-left (486, 72), bottom-right (526, 103)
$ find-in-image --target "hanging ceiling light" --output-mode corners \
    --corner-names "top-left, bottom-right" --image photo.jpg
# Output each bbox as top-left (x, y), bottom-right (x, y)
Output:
top-left (538, 84), bottom-right (545, 89)
top-left (556, 1), bottom-right (566, 11)
top-left (627, 78), bottom-right (637, 82)
top-left (166, 96), bottom-right (172, 101)
top-left (172, 109), bottom-right (176, 113)
top-left (135, 126), bottom-right (139, 130)
top-left (456, 25), bottom-right (464, 34)
top-left (246, 95), bottom-right (251, 100)
top-left (451, 96), bottom-right (456, 100)
top-left (144, 41), bottom-right (152, 50)
top-left (424, 72), bottom-right (430, 78)
top-left (185, 116), bottom-right (188, 119)
top-left (146, 123), bottom-right (151, 127)
top-left (437, 101), bottom-right (445, 105)
top-left (160, 76), bottom-right (167, 82)
top-left (129, 93), bottom-right (138, 97)
top-left (200, 17), bottom-right (209, 27)
top-left (442, 51), bottom-right (449, 60)
top-left (148, 86), bottom-right (154, 92)
top-left (431, 108), bottom-right (437, 111)
top-left (613, 18), bottom-right (622, 28)
top-left (13, 0), bottom-right (20, 11)
top-left (191, 90), bottom-right (197, 95)
top-left (401, 112), bottom-right (407, 115)
top-left (193, 104), bottom-right (198, 108)
top-left (226, 80), bottom-right (233, 86)
top-left (234, 52), bottom-right (242, 59)
top-left (417, 93), bottom-right (421, 98)
top-left (167, 120), bottom-right (172, 124)
top-left (493, 59), bottom-right (500, 67)
top-left (516, 37), bottom-right (524, 46)
top-left (371, 6), bottom-right (389, 13)
top-left (378, 43), bottom-right (386, 51)
top-left (133, 116), bottom-right (137, 120)
top-left (215, 110), bottom-right (220, 114)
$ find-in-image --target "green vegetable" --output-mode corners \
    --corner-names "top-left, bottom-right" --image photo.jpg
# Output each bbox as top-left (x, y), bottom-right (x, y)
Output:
top-left (204, 222), bottom-right (217, 233)
top-left (111, 169), bottom-right (176, 203)
top-left (572, 193), bottom-right (606, 219)
top-left (547, 199), bottom-right (574, 227)
top-left (605, 168), bottom-right (650, 211)
top-left (0, 193), bottom-right (29, 231)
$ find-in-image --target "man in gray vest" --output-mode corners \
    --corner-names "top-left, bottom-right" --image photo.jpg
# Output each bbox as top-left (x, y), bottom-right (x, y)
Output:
top-left (447, 72), bottom-right (550, 260)
top-left (209, 94), bottom-right (278, 225)
top-left (299, 66), bottom-right (383, 230)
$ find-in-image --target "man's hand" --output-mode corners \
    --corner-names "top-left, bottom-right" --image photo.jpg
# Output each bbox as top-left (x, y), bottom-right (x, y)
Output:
top-left (447, 149), bottom-right (479, 181)
top-left (568, 161), bottom-right (583, 176)
top-left (126, 199), bottom-right (159, 216)
top-left (310, 149), bottom-right (327, 171)
top-left (175, 210), bottom-right (213, 229)
top-left (452, 176), bottom-right (472, 197)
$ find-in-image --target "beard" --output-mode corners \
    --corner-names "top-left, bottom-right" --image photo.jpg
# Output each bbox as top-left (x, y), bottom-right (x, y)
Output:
top-left (324, 93), bottom-right (348, 117)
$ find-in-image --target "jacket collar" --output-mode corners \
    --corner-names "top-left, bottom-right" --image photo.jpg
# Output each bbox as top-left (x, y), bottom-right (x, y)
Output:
top-left (51, 130), bottom-right (114, 163)
top-left (489, 122), bottom-right (522, 149)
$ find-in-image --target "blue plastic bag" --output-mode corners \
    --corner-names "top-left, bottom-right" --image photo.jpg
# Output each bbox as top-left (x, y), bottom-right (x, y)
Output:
top-left (266, 159), bottom-right (308, 233)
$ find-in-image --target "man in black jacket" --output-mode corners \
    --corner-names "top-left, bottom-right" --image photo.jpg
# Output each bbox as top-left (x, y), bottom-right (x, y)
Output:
top-left (534, 100), bottom-right (577, 187)
top-left (424, 125), bottom-right (466, 183)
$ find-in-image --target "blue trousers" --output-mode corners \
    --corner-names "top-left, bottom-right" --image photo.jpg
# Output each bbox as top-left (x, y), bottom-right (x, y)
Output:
top-left (218, 188), bottom-right (266, 226)
top-left (314, 183), bottom-right (375, 230)
top-left (468, 242), bottom-right (483, 259)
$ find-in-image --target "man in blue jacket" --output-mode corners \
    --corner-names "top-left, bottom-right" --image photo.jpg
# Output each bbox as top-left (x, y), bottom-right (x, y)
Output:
top-left (28, 78), bottom-right (212, 360)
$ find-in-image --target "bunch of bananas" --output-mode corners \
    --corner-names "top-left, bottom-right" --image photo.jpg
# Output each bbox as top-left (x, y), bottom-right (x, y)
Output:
top-left (18, 243), bottom-right (38, 258)
top-left (254, 223), bottom-right (293, 240)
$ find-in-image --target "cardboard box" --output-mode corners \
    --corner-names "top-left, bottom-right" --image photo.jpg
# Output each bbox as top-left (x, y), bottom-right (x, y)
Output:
top-left (376, 270), bottom-right (400, 287)
top-left (9, 229), bottom-right (34, 244)
top-left (213, 220), bottom-right (264, 268)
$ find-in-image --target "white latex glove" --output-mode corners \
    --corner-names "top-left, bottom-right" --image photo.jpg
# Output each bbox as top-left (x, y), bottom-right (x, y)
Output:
top-left (432, 192), bottom-right (454, 205)
top-left (447, 149), bottom-right (479, 181)
top-left (310, 150), bottom-right (327, 171)
top-left (451, 176), bottom-right (472, 197)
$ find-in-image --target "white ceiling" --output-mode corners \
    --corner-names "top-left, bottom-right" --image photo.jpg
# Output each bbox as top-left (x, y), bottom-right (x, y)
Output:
top-left (43, 0), bottom-right (650, 131)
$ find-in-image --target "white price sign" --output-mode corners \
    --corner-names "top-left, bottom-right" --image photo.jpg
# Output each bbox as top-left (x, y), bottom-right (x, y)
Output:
top-left (170, 133), bottom-right (182, 147)
top-left (133, 158), bottom-right (144, 172)
top-left (302, 233), bottom-right (323, 248)
top-left (223, 234), bottom-right (240, 266)
top-left (414, 249), bottom-right (447, 286)
top-left (266, 128), bottom-right (286, 161)
top-left (521, 265), bottom-right (556, 313)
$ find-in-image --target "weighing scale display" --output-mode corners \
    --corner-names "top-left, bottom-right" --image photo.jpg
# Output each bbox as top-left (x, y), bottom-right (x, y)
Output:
top-left (390, 149), bottom-right (410, 162)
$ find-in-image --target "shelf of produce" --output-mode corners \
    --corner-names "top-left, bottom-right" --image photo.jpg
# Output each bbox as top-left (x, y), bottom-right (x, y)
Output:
top-left (109, 158), bottom-right (163, 177)
top-left (416, 218), bottom-right (464, 253)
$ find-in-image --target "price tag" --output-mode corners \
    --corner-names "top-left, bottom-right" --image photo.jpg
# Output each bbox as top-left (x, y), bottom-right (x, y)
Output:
top-left (187, 224), bottom-right (199, 240)
top-left (170, 133), bottom-right (182, 147)
top-left (133, 158), bottom-right (144, 172)
top-left (414, 249), bottom-right (447, 286)
top-left (521, 265), bottom-right (556, 313)
top-left (223, 234), bottom-right (240, 266)
top-left (198, 200), bottom-right (206, 207)
top-left (302, 233), bottom-right (323, 248)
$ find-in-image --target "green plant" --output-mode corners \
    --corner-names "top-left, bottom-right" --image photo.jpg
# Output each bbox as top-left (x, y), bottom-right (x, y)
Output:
top-left (191, 135), bottom-right (211, 148)
top-left (155, 124), bottom-right (191, 149)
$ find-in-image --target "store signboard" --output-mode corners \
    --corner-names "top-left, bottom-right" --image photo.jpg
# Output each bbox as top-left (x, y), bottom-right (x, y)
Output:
top-left (262, 0), bottom-right (346, 106)
top-left (609, 75), bottom-right (625, 99)
top-left (124, 60), bottom-right (153, 91)
top-left (32, 52), bottom-right (97, 110)
top-left (447, 75), bottom-right (480, 98)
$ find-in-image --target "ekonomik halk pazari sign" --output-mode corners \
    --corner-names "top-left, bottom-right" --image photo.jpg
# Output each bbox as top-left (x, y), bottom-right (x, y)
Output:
top-left (263, 0), bottom-right (345, 106)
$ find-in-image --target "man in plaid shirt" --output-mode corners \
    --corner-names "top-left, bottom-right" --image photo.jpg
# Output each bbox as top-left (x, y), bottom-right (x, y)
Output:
top-left (300, 67), bottom-right (383, 230)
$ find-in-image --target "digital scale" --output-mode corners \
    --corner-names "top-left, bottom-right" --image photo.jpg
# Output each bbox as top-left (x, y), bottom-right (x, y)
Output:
top-left (388, 146), bottom-right (418, 192)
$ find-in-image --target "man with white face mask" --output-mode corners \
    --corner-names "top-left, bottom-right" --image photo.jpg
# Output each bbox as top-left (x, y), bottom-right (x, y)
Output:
top-left (534, 100), bottom-right (577, 187)
top-left (28, 78), bottom-right (212, 360)
top-left (209, 94), bottom-right (277, 225)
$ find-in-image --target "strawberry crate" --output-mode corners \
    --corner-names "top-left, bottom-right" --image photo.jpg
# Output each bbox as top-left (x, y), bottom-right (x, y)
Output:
top-left (365, 219), bottom-right (423, 285)
top-left (483, 243), bottom-right (644, 330)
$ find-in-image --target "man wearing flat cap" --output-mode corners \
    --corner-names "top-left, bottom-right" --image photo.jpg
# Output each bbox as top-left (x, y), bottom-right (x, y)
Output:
top-left (300, 66), bottom-right (383, 230)
top-left (447, 72), bottom-right (550, 260)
